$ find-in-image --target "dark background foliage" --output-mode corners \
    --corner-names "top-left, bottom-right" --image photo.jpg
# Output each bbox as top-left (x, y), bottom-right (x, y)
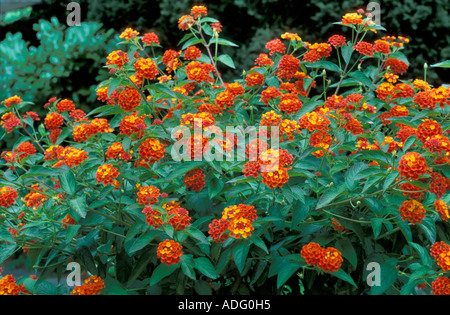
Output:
top-left (1, 0), bottom-right (449, 106)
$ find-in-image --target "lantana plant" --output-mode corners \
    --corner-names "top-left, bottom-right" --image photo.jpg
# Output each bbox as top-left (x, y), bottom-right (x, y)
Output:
top-left (1, 5), bottom-right (450, 295)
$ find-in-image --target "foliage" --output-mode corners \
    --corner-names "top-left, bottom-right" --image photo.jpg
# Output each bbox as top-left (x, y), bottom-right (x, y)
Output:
top-left (0, 16), bottom-right (118, 114)
top-left (1, 5), bottom-right (450, 296)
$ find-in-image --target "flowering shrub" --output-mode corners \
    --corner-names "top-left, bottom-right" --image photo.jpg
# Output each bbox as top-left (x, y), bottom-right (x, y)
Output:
top-left (1, 5), bottom-right (450, 295)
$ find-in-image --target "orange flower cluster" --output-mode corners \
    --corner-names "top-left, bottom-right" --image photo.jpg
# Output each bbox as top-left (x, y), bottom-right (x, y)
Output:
top-left (133, 58), bottom-right (159, 80)
top-left (276, 54), bottom-right (300, 80)
top-left (279, 93), bottom-right (302, 114)
top-left (0, 275), bottom-right (21, 295)
top-left (178, 15), bottom-right (195, 31)
top-left (183, 168), bottom-right (206, 192)
top-left (298, 110), bottom-right (331, 132)
top-left (300, 242), bottom-right (343, 273)
top-left (260, 86), bottom-right (282, 105)
top-left (255, 53), bottom-right (274, 67)
top-left (180, 112), bottom-right (215, 130)
top-left (136, 184), bottom-right (160, 205)
top-left (73, 118), bottom-right (113, 142)
top-left (434, 199), bottom-right (450, 222)
top-left (143, 201), bottom-right (191, 231)
top-left (354, 41), bottom-right (374, 57)
top-left (209, 204), bottom-right (257, 242)
top-left (119, 27), bottom-right (139, 41)
top-left (157, 239), bottom-right (183, 265)
top-left (118, 86), bottom-right (142, 112)
top-left (95, 164), bottom-right (120, 186)
top-left (245, 71), bottom-right (265, 87)
top-left (142, 32), bottom-right (160, 45)
top-left (44, 112), bottom-right (64, 130)
top-left (431, 277), bottom-right (450, 295)
top-left (1, 112), bottom-right (21, 133)
top-left (56, 99), bottom-right (76, 112)
top-left (384, 58), bottom-right (408, 75)
top-left (2, 95), bottom-right (22, 108)
top-left (398, 199), bottom-right (426, 225)
top-left (106, 50), bottom-right (129, 69)
top-left (16, 141), bottom-right (36, 161)
top-left (416, 119), bottom-right (442, 143)
top-left (398, 152), bottom-right (430, 180)
top-left (105, 142), bottom-right (132, 161)
top-left (341, 12), bottom-right (364, 25)
top-left (45, 146), bottom-right (88, 168)
top-left (431, 241), bottom-right (450, 271)
top-left (303, 43), bottom-right (332, 63)
top-left (0, 186), bottom-right (19, 208)
top-left (119, 111), bottom-right (149, 138)
top-left (138, 138), bottom-right (165, 165)
top-left (265, 39), bottom-right (286, 56)
top-left (23, 184), bottom-right (47, 210)
top-left (309, 130), bottom-right (333, 158)
top-left (184, 46), bottom-right (202, 60)
top-left (185, 61), bottom-right (216, 83)
top-left (71, 276), bottom-right (105, 295)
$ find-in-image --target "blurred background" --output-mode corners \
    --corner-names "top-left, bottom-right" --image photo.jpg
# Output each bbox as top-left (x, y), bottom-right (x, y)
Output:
top-left (1, 0), bottom-right (449, 109)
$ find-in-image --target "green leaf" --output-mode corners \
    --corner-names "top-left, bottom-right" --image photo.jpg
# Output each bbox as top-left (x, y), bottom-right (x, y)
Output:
top-left (0, 243), bottom-right (17, 264)
top-left (208, 38), bottom-right (239, 47)
top-left (345, 162), bottom-right (368, 191)
top-left (348, 70), bottom-right (377, 90)
top-left (180, 255), bottom-right (196, 280)
top-left (430, 60), bottom-right (450, 68)
top-left (370, 261), bottom-right (398, 295)
top-left (107, 77), bottom-right (122, 98)
top-left (408, 242), bottom-right (432, 267)
top-left (306, 60), bottom-right (341, 72)
top-left (125, 230), bottom-right (159, 255)
top-left (58, 169), bottom-right (77, 196)
top-left (194, 257), bottom-right (217, 279)
top-left (181, 37), bottom-right (203, 50)
top-left (232, 242), bottom-right (250, 274)
top-left (69, 195), bottom-right (87, 218)
top-left (335, 238), bottom-right (357, 268)
top-left (315, 183), bottom-right (346, 209)
top-left (276, 261), bottom-right (301, 288)
top-left (331, 269), bottom-right (357, 288)
top-left (341, 41), bottom-right (353, 65)
top-left (149, 263), bottom-right (179, 286)
top-left (208, 177), bottom-right (224, 199)
top-left (75, 245), bottom-right (97, 275)
top-left (383, 171), bottom-right (399, 193)
top-left (127, 249), bottom-right (154, 286)
top-left (403, 136), bottom-right (416, 152)
top-left (217, 54), bottom-right (235, 69)
top-left (36, 280), bottom-right (58, 295)
top-left (371, 218), bottom-right (384, 238)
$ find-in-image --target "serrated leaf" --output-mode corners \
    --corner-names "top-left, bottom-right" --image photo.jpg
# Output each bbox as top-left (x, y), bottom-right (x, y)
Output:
top-left (69, 195), bottom-right (87, 218)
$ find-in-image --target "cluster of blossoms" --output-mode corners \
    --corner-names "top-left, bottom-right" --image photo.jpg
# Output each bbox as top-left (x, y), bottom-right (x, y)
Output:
top-left (208, 204), bottom-right (257, 242)
top-left (300, 242), bottom-right (343, 273)
top-left (142, 200), bottom-right (191, 231)
top-left (71, 276), bottom-right (105, 295)
top-left (157, 239), bottom-right (183, 265)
